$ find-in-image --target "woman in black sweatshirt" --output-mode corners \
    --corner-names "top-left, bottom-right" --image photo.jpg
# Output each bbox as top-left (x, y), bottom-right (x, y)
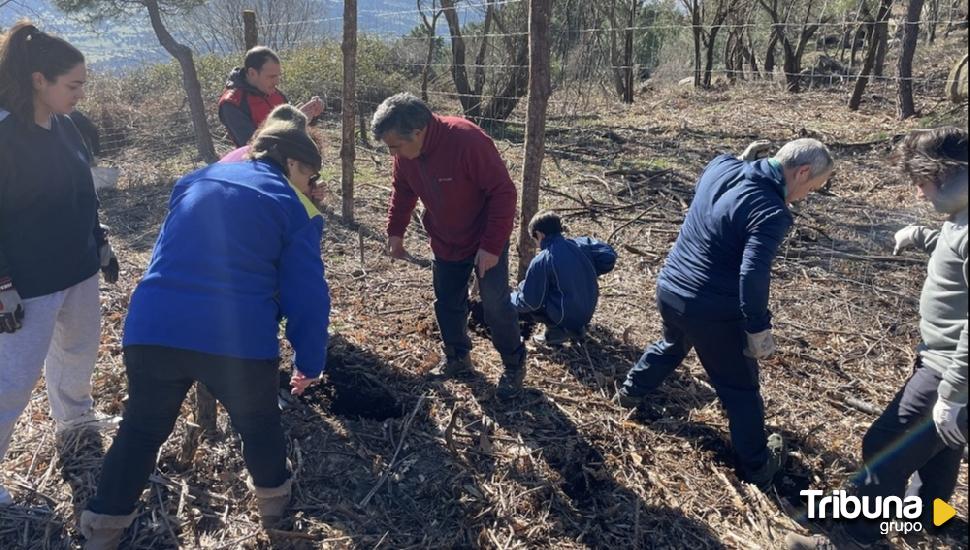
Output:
top-left (0, 21), bottom-right (120, 508)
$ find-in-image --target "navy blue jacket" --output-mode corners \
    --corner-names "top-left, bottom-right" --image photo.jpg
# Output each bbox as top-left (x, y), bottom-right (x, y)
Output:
top-left (658, 155), bottom-right (792, 332)
top-left (511, 233), bottom-right (616, 332)
top-left (0, 110), bottom-right (106, 298)
top-left (123, 159), bottom-right (331, 377)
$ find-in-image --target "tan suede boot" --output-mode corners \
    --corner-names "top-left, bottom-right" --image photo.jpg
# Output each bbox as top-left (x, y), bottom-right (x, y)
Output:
top-left (250, 477), bottom-right (293, 527)
top-left (79, 509), bottom-right (136, 550)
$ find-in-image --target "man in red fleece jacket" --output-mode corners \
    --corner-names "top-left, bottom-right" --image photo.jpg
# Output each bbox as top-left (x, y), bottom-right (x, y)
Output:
top-left (373, 93), bottom-right (526, 397)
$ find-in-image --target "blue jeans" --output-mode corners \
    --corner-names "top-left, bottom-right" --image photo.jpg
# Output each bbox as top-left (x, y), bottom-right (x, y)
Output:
top-left (623, 288), bottom-right (768, 473)
top-left (433, 246), bottom-right (524, 367)
top-left (87, 345), bottom-right (289, 515)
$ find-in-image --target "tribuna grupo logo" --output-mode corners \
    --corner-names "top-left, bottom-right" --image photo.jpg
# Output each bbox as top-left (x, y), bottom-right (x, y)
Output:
top-left (801, 490), bottom-right (957, 535)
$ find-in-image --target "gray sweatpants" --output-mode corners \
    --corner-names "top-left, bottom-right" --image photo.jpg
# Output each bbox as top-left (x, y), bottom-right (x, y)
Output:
top-left (0, 274), bottom-right (101, 460)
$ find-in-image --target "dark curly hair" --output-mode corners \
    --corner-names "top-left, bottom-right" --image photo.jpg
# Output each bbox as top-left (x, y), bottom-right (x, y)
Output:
top-left (890, 127), bottom-right (968, 187)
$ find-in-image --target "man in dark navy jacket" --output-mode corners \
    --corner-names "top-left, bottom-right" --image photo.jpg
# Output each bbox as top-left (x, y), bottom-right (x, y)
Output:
top-left (512, 210), bottom-right (617, 345)
top-left (616, 138), bottom-right (834, 490)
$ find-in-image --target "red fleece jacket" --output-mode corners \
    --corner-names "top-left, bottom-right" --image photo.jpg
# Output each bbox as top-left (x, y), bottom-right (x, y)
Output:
top-left (386, 115), bottom-right (517, 261)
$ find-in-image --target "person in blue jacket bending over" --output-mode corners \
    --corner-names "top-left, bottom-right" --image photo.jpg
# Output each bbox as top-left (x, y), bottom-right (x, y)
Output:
top-left (616, 139), bottom-right (834, 491)
top-left (511, 210), bottom-right (617, 346)
top-left (80, 105), bottom-right (331, 547)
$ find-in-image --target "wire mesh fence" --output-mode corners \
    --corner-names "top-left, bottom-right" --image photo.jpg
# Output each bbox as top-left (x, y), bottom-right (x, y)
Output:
top-left (4, 0), bottom-right (960, 165)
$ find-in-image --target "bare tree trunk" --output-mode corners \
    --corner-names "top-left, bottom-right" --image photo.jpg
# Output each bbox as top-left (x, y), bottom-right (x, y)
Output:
top-left (419, 0), bottom-right (441, 102)
top-left (481, 36), bottom-right (529, 122)
top-left (517, 0), bottom-right (552, 280)
top-left (897, 0), bottom-right (925, 118)
top-left (165, 0), bottom-right (225, 455)
top-left (702, 28), bottom-right (722, 87)
top-left (850, 0), bottom-right (894, 110)
top-left (441, 0), bottom-right (479, 117)
top-left (473, 1), bottom-right (495, 97)
top-left (725, 32), bottom-right (737, 81)
top-left (691, 1), bottom-right (703, 87)
top-left (746, 32), bottom-right (761, 78)
top-left (873, 17), bottom-right (889, 77)
top-left (764, 32), bottom-right (779, 78)
top-left (849, 0), bottom-right (873, 70)
top-left (144, 0), bottom-right (217, 164)
top-left (609, 0), bottom-right (628, 97)
top-left (342, 0), bottom-right (358, 224)
top-left (838, 11), bottom-right (851, 61)
top-left (926, 0), bottom-right (939, 43)
top-left (622, 0), bottom-right (635, 102)
top-left (942, 0), bottom-right (958, 38)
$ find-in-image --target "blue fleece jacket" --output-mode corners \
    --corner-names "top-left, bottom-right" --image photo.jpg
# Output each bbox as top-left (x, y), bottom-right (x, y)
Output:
top-left (657, 155), bottom-right (792, 332)
top-left (123, 159), bottom-right (331, 377)
top-left (511, 234), bottom-right (617, 332)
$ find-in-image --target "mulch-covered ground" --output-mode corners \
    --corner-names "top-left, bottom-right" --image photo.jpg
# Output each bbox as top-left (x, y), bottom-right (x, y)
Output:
top-left (1, 40), bottom-right (968, 549)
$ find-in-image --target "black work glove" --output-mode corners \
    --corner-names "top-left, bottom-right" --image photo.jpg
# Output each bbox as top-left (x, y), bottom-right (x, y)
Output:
top-left (99, 241), bottom-right (119, 284)
top-left (0, 277), bottom-right (25, 333)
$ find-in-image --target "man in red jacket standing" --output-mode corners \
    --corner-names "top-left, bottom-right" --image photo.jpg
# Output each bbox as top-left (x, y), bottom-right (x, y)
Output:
top-left (373, 93), bottom-right (526, 397)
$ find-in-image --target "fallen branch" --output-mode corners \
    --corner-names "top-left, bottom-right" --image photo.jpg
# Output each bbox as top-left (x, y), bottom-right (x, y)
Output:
top-left (358, 394), bottom-right (427, 507)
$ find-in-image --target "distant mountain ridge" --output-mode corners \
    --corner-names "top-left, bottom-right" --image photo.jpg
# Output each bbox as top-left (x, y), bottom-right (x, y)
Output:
top-left (0, 0), bottom-right (478, 70)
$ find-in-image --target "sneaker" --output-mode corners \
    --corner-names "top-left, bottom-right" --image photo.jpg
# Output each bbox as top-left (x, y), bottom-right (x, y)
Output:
top-left (785, 526), bottom-right (872, 550)
top-left (431, 354), bottom-right (474, 378)
top-left (0, 485), bottom-right (12, 506)
top-left (614, 386), bottom-right (644, 408)
top-left (745, 432), bottom-right (786, 490)
top-left (55, 409), bottom-right (122, 436)
top-left (533, 325), bottom-right (571, 346)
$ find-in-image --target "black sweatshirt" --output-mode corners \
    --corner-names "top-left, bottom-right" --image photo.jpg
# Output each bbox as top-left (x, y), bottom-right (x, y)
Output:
top-left (0, 110), bottom-right (105, 299)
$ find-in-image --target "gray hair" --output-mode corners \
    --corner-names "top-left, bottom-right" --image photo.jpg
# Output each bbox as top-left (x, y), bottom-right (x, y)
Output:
top-left (774, 138), bottom-right (834, 178)
top-left (370, 92), bottom-right (433, 140)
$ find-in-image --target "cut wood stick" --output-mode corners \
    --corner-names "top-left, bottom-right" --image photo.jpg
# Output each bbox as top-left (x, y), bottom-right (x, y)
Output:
top-left (358, 394), bottom-right (427, 507)
top-left (844, 396), bottom-right (881, 416)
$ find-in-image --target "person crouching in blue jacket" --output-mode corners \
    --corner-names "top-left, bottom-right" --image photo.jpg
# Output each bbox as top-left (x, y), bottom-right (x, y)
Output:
top-left (616, 139), bottom-right (834, 491)
top-left (80, 105), bottom-right (331, 547)
top-left (511, 210), bottom-right (617, 346)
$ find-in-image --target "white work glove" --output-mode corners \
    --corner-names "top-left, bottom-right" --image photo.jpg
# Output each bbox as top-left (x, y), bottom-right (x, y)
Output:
top-left (932, 397), bottom-right (967, 449)
top-left (738, 140), bottom-right (773, 161)
top-left (744, 329), bottom-right (776, 360)
top-left (892, 225), bottom-right (924, 255)
top-left (0, 278), bottom-right (24, 333)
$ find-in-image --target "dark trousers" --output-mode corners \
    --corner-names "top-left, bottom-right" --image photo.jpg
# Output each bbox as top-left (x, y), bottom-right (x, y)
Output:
top-left (846, 360), bottom-right (967, 543)
top-left (87, 345), bottom-right (289, 516)
top-left (433, 246), bottom-right (524, 366)
top-left (623, 289), bottom-right (768, 473)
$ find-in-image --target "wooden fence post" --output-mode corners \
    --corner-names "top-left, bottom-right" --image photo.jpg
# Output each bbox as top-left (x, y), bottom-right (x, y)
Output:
top-left (243, 10), bottom-right (258, 50)
top-left (341, 0), bottom-right (358, 225)
top-left (516, 0), bottom-right (553, 281)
